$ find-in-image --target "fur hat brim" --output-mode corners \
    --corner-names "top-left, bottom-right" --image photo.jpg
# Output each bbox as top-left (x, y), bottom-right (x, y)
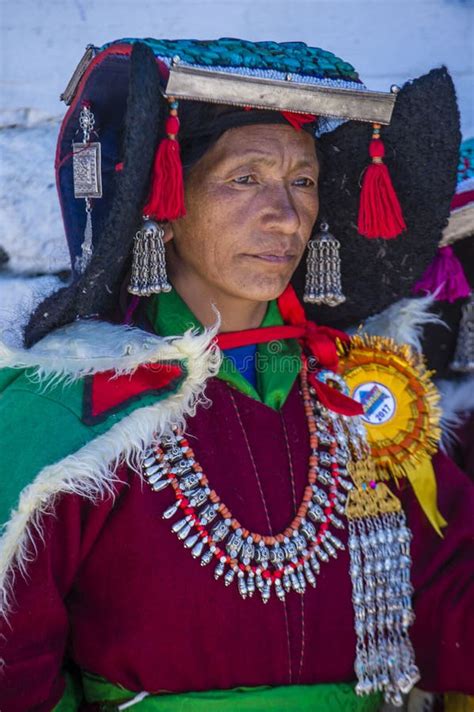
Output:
top-left (292, 67), bottom-right (461, 328)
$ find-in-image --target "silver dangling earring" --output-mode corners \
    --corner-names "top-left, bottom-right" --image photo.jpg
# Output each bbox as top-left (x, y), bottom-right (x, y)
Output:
top-left (128, 217), bottom-right (172, 296)
top-left (303, 222), bottom-right (345, 306)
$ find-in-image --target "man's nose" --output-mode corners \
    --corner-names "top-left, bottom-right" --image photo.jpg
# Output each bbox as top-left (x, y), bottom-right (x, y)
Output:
top-left (261, 185), bottom-right (301, 235)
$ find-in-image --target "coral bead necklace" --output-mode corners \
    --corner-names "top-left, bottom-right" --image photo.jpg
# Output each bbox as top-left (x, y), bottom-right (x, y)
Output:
top-left (141, 361), bottom-right (358, 603)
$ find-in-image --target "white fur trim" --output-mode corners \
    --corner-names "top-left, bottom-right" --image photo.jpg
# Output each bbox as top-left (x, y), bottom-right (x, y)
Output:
top-left (358, 294), bottom-right (445, 353)
top-left (436, 375), bottom-right (474, 455)
top-left (118, 692), bottom-right (150, 710)
top-left (0, 323), bottom-right (221, 617)
top-left (0, 318), bottom-right (220, 384)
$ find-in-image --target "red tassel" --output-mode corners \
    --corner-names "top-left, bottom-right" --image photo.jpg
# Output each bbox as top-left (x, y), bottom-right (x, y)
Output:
top-left (142, 98), bottom-right (186, 222)
top-left (358, 123), bottom-right (406, 239)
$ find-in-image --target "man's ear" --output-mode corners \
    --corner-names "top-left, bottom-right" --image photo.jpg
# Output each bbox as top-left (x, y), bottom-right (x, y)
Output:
top-left (162, 223), bottom-right (174, 243)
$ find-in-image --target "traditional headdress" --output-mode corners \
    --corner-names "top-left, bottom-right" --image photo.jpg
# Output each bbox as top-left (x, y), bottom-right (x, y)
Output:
top-left (24, 37), bottom-right (459, 345)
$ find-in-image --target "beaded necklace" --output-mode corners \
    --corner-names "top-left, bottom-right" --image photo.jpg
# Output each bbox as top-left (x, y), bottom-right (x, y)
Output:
top-left (141, 361), bottom-right (365, 603)
top-left (139, 358), bottom-right (419, 702)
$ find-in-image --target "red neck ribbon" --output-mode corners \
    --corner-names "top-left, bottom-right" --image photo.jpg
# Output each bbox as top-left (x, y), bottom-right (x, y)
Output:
top-left (215, 285), bottom-right (363, 417)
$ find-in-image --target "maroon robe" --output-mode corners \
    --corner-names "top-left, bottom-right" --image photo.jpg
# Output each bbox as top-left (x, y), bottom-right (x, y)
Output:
top-left (1, 378), bottom-right (473, 711)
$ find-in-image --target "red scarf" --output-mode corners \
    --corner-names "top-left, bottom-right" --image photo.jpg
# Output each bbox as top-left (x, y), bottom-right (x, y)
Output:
top-left (216, 285), bottom-right (363, 417)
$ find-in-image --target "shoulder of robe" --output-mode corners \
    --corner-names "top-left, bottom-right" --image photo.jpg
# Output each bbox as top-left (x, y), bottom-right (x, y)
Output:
top-left (0, 320), bottom-right (218, 535)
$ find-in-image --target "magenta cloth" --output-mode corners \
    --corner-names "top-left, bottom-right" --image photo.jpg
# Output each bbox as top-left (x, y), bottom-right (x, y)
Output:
top-left (449, 414), bottom-right (474, 482)
top-left (412, 245), bottom-right (471, 303)
top-left (451, 189), bottom-right (474, 210)
top-left (1, 378), bottom-right (474, 711)
top-left (123, 295), bottom-right (141, 325)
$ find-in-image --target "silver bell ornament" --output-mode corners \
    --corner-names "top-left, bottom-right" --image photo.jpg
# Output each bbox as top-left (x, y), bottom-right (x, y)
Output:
top-left (303, 222), bottom-right (345, 307)
top-left (128, 218), bottom-right (172, 296)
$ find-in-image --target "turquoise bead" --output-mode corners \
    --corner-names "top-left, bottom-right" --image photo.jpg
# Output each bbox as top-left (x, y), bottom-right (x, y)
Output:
top-left (102, 37), bottom-right (361, 85)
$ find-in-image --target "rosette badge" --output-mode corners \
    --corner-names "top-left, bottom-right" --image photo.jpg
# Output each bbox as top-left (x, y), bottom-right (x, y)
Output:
top-left (340, 334), bottom-right (446, 535)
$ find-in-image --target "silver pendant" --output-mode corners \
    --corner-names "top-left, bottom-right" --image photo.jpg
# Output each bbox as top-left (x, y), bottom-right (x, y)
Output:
top-left (73, 142), bottom-right (102, 199)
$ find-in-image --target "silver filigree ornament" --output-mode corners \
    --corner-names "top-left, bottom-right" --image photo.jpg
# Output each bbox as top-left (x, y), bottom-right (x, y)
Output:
top-left (304, 222), bottom-right (345, 306)
top-left (348, 513), bottom-right (419, 706)
top-left (345, 461), bottom-right (420, 708)
top-left (140, 374), bottom-right (420, 705)
top-left (73, 104), bottom-right (102, 274)
top-left (128, 218), bottom-right (172, 296)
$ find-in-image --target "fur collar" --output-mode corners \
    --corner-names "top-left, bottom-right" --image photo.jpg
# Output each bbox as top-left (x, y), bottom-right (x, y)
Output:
top-left (437, 376), bottom-right (474, 454)
top-left (0, 318), bottom-right (220, 382)
top-left (0, 292), bottom-right (440, 377)
top-left (0, 319), bottom-right (221, 617)
top-left (0, 297), bottom-right (470, 618)
top-left (357, 293), bottom-right (444, 352)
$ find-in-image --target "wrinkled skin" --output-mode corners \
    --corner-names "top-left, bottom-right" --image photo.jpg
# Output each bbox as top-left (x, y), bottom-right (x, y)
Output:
top-left (165, 124), bottom-right (319, 331)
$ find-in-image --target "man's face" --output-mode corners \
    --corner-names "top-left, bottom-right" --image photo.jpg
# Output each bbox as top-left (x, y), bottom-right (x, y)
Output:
top-left (166, 123), bottom-right (319, 303)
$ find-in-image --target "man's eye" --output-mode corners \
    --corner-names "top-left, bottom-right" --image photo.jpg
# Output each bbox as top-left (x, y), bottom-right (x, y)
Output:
top-left (293, 177), bottom-right (316, 187)
top-left (232, 175), bottom-right (257, 184)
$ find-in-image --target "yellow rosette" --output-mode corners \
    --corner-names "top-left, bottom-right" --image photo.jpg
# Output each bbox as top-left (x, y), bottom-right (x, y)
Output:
top-left (340, 334), bottom-right (447, 535)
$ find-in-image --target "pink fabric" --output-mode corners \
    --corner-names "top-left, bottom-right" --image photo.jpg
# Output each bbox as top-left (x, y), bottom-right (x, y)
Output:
top-left (1, 379), bottom-right (474, 710)
top-left (413, 246), bottom-right (471, 303)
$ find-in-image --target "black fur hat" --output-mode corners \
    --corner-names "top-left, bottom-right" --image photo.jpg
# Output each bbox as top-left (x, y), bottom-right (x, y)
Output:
top-left (25, 43), bottom-right (163, 346)
top-left (293, 67), bottom-right (461, 329)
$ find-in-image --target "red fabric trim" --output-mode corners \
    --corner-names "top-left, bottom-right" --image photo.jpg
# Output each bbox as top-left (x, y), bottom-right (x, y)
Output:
top-left (216, 325), bottom-right (305, 350)
top-left (309, 376), bottom-right (364, 417)
top-left (55, 43), bottom-right (134, 172)
top-left (451, 189), bottom-right (474, 211)
top-left (217, 285), bottom-right (362, 416)
top-left (217, 285), bottom-right (351, 372)
top-left (277, 282), bottom-right (307, 324)
top-left (277, 284), bottom-right (349, 372)
top-left (54, 44), bottom-right (136, 243)
top-left (88, 363), bottom-right (183, 419)
top-left (280, 111), bottom-right (316, 130)
top-left (243, 106), bottom-right (316, 130)
top-left (277, 285), bottom-right (349, 341)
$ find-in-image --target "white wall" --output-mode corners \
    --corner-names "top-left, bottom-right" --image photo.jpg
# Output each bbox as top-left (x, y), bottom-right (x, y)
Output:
top-left (0, 0), bottom-right (473, 283)
top-left (1, 0), bottom-right (473, 135)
